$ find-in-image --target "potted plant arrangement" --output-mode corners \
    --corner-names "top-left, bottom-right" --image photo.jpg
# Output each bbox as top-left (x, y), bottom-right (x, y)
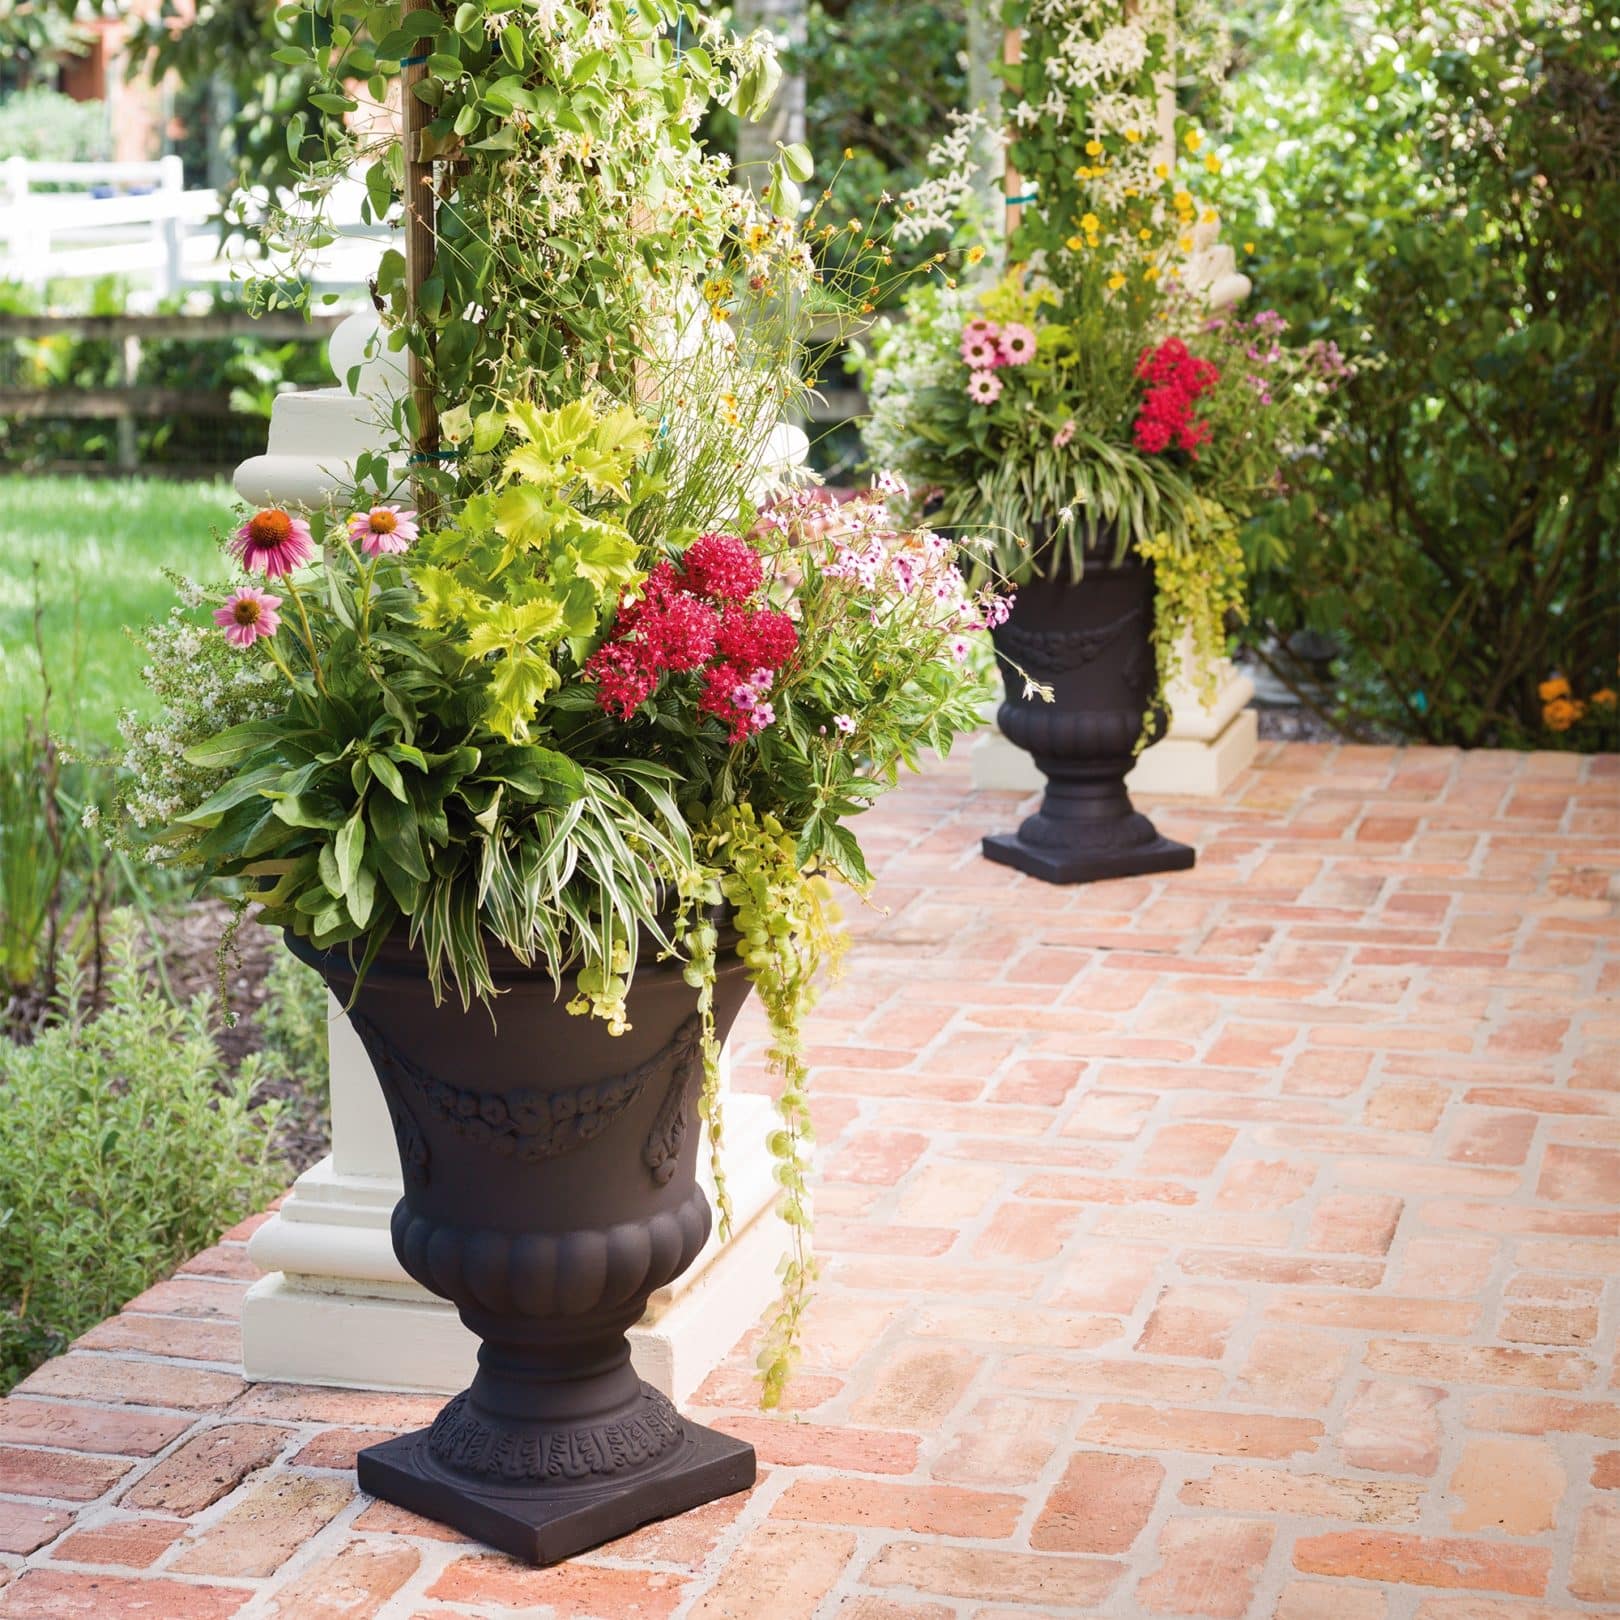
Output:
top-left (863, 0), bottom-right (1345, 884)
top-left (121, 0), bottom-right (997, 1567)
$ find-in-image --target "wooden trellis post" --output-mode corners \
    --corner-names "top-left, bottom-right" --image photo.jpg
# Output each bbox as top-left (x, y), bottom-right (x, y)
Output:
top-left (401, 0), bottom-right (440, 515)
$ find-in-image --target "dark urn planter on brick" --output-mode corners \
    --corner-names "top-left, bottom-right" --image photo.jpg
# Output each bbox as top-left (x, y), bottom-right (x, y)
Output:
top-left (983, 536), bottom-right (1195, 885)
top-left (287, 929), bottom-right (757, 1567)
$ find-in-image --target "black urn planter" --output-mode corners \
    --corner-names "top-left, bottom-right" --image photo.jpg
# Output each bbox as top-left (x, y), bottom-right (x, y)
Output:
top-left (287, 930), bottom-right (757, 1566)
top-left (983, 543), bottom-right (1196, 885)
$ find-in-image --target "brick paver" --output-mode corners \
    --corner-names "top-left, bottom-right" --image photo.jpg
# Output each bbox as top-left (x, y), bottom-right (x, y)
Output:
top-left (0, 743), bottom-right (1614, 1618)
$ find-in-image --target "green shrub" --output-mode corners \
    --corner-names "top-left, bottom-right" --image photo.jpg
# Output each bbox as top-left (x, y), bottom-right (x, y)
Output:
top-left (1222, 0), bottom-right (1620, 749)
top-left (252, 949), bottom-right (330, 1100)
top-left (0, 929), bottom-right (284, 1390)
top-left (0, 88), bottom-right (108, 165)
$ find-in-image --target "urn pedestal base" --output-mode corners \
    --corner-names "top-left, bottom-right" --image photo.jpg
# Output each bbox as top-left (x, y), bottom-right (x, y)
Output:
top-left (358, 1394), bottom-right (754, 1567)
top-left (982, 822), bottom-right (1195, 885)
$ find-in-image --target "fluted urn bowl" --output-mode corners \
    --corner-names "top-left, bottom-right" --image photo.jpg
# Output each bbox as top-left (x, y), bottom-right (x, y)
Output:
top-left (983, 537), bottom-right (1196, 885)
top-left (287, 927), bottom-right (757, 1566)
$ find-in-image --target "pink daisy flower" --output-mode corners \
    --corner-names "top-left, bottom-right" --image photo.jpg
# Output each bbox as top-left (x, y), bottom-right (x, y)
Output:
top-left (1053, 418), bottom-right (1077, 450)
top-left (348, 505), bottom-right (419, 557)
top-left (214, 587), bottom-right (282, 649)
top-left (967, 369), bottom-right (1003, 405)
top-left (961, 333), bottom-right (999, 368)
top-left (964, 318), bottom-right (996, 341)
top-left (231, 509), bottom-right (315, 578)
top-left (999, 323), bottom-right (1038, 365)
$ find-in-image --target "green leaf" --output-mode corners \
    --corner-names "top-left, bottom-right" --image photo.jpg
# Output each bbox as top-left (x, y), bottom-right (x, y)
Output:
top-left (183, 720), bottom-right (286, 769)
top-left (366, 753), bottom-right (409, 802)
top-left (779, 141), bottom-right (813, 182)
top-left (336, 812), bottom-right (367, 898)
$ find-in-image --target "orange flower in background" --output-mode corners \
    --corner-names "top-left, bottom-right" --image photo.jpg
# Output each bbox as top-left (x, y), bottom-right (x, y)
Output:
top-left (1593, 689), bottom-right (1618, 709)
top-left (1538, 676), bottom-right (1572, 702)
top-left (1543, 697), bottom-right (1584, 732)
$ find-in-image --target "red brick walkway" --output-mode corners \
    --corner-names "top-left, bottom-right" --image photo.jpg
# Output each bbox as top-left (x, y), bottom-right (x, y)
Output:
top-left (0, 743), bottom-right (1617, 1618)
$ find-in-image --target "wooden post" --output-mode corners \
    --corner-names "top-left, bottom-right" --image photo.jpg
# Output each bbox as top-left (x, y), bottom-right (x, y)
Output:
top-left (1002, 25), bottom-right (1024, 244)
top-left (401, 0), bottom-right (440, 513)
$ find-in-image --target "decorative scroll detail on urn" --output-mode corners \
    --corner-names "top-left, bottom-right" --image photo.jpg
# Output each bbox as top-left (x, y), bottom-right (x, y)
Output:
top-left (348, 1012), bottom-right (431, 1187)
top-left (348, 1011), bottom-right (704, 1165)
top-left (993, 603), bottom-right (1142, 678)
top-left (643, 1015), bottom-right (704, 1187)
top-left (427, 1388), bottom-right (684, 1482)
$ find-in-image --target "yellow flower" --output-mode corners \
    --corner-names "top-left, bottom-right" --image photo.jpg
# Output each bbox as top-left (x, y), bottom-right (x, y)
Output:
top-left (1205, 153), bottom-right (1222, 174)
top-left (1107, 272), bottom-right (1127, 290)
top-left (966, 244), bottom-right (986, 264)
top-left (1154, 162), bottom-right (1170, 180)
top-left (1085, 139), bottom-right (1103, 157)
top-left (1184, 129), bottom-right (1203, 151)
top-left (1143, 266), bottom-right (1160, 282)
top-left (1179, 235), bottom-right (1193, 252)
top-left (1066, 233), bottom-right (1086, 252)
top-left (1202, 208), bottom-right (1219, 223)
top-left (843, 146), bottom-right (855, 159)
top-left (1244, 241), bottom-right (1256, 254)
top-left (1125, 127), bottom-right (1142, 143)
top-left (1079, 212), bottom-right (1100, 233)
top-left (1539, 676), bottom-right (1572, 702)
top-left (1593, 689), bottom-right (1618, 708)
top-left (1543, 697), bottom-right (1584, 732)
top-left (1174, 190), bottom-right (1193, 212)
top-left (1138, 227), bottom-right (1154, 241)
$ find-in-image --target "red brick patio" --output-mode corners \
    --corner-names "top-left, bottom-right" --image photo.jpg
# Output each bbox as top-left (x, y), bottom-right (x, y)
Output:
top-left (0, 742), bottom-right (1616, 1619)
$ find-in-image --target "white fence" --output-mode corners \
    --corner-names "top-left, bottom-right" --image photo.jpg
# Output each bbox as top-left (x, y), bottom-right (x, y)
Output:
top-left (1, 156), bottom-right (219, 296)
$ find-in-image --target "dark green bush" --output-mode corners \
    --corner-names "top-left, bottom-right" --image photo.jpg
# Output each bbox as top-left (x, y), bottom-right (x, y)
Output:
top-left (0, 929), bottom-right (284, 1390)
top-left (1224, 0), bottom-right (1620, 749)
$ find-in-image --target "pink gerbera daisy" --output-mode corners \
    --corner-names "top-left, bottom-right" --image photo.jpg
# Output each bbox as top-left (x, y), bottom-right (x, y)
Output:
top-left (214, 587), bottom-right (282, 649)
top-left (967, 369), bottom-right (1003, 405)
top-left (999, 322), bottom-right (1038, 365)
top-left (231, 509), bottom-right (315, 578)
top-left (348, 505), bottom-right (419, 557)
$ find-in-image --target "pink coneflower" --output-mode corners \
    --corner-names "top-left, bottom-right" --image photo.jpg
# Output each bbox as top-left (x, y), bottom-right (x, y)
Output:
top-left (964, 318), bottom-right (996, 341)
top-left (214, 587), bottom-right (282, 649)
top-left (967, 369), bottom-right (1003, 405)
top-left (231, 509), bottom-right (315, 578)
top-left (1053, 418), bottom-right (1077, 450)
top-left (961, 333), bottom-right (1000, 368)
top-left (999, 322), bottom-right (1038, 365)
top-left (348, 505), bottom-right (419, 557)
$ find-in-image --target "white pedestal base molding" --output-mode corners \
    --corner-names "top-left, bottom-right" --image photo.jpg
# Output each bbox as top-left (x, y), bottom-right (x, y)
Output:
top-left (973, 655), bottom-right (1259, 799)
top-left (245, 999), bottom-right (782, 1405)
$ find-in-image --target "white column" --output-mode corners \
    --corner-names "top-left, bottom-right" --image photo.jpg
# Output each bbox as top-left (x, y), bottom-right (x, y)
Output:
top-left (238, 311), bottom-right (785, 1402)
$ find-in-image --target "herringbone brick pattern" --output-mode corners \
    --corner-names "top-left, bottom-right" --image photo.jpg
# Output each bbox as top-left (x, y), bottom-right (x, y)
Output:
top-left (0, 742), bottom-right (1615, 1618)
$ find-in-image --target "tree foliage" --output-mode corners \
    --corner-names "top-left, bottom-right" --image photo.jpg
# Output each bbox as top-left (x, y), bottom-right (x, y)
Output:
top-left (1223, 0), bottom-right (1620, 748)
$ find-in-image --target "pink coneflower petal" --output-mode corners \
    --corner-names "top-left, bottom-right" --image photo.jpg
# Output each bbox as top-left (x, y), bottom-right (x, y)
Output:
top-left (961, 335), bottom-right (999, 368)
top-left (967, 369), bottom-right (1003, 405)
top-left (231, 510), bottom-right (315, 579)
top-left (1053, 418), bottom-right (1077, 450)
top-left (348, 505), bottom-right (419, 558)
top-left (999, 322), bottom-right (1038, 364)
top-left (214, 587), bottom-right (282, 649)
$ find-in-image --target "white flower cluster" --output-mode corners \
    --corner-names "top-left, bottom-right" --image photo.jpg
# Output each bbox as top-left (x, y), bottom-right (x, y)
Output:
top-left (117, 597), bottom-right (279, 840)
top-left (895, 109), bottom-right (999, 244)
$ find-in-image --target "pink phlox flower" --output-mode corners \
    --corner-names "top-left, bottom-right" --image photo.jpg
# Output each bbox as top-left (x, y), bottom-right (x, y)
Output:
top-left (348, 505), bottom-right (419, 557)
top-left (833, 713), bottom-right (856, 734)
top-left (214, 587), bottom-right (282, 649)
top-left (874, 469), bottom-right (910, 499)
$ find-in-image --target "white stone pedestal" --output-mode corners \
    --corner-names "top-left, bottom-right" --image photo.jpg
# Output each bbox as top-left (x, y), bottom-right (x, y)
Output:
top-left (973, 651), bottom-right (1259, 799)
top-left (244, 1002), bottom-right (782, 1404)
top-left (235, 310), bottom-right (785, 1402)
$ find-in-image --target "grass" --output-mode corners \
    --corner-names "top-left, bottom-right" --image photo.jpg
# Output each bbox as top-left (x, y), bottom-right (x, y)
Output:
top-left (0, 478), bottom-right (241, 748)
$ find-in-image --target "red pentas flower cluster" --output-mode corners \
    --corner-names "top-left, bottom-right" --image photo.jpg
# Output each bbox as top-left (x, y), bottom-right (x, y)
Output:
top-left (1133, 337), bottom-right (1221, 457)
top-left (585, 533), bottom-right (797, 743)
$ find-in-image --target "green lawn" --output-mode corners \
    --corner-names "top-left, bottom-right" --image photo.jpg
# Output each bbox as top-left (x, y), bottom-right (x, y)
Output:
top-left (0, 478), bottom-right (242, 748)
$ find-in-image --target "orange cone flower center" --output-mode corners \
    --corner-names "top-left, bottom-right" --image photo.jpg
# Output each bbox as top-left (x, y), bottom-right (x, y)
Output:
top-left (369, 509), bottom-right (398, 534)
top-left (232, 598), bottom-right (264, 627)
top-left (248, 509), bottom-right (294, 546)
